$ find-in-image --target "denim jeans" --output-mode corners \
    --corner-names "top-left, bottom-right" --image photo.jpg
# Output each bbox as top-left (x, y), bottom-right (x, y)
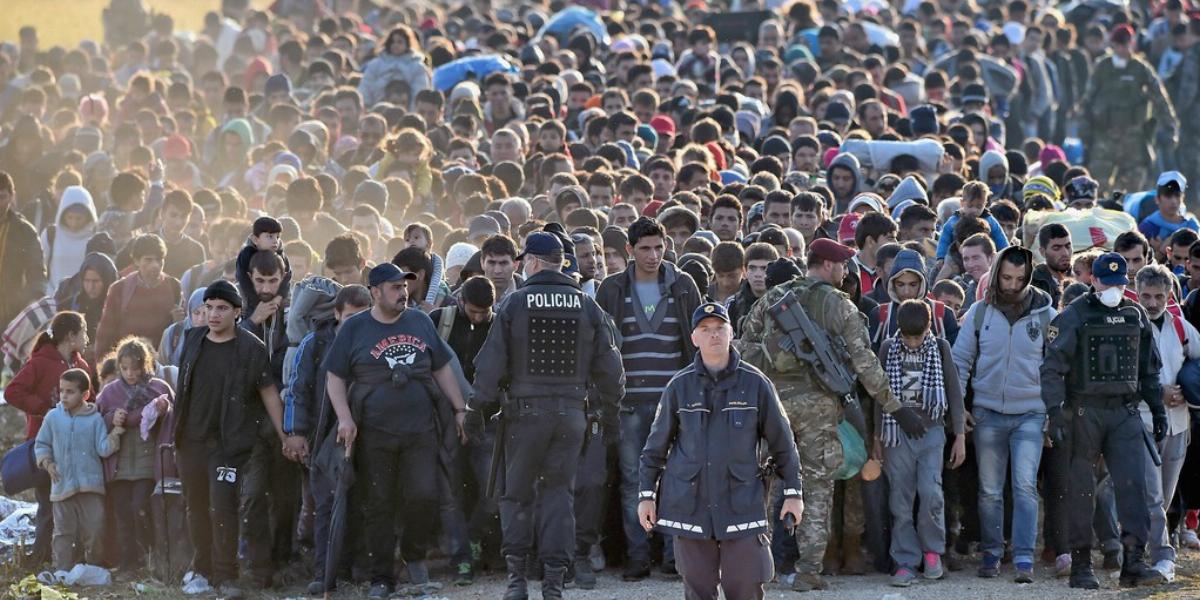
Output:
top-left (1145, 428), bottom-right (1189, 563)
top-left (619, 402), bottom-right (673, 565)
top-left (973, 407), bottom-right (1045, 564)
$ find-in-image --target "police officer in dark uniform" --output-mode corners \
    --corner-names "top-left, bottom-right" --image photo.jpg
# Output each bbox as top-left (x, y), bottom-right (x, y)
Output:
top-left (472, 232), bottom-right (626, 600)
top-left (1042, 252), bottom-right (1167, 589)
top-left (638, 302), bottom-right (804, 600)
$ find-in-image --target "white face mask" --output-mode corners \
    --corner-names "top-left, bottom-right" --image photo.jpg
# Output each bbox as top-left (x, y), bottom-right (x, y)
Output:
top-left (1098, 286), bottom-right (1124, 307)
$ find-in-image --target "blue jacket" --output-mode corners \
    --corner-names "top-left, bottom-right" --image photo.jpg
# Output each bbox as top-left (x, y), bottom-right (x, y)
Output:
top-left (934, 210), bottom-right (1009, 260)
top-left (639, 350), bottom-right (802, 540)
top-left (283, 320), bottom-right (336, 446)
top-left (34, 401), bottom-right (122, 501)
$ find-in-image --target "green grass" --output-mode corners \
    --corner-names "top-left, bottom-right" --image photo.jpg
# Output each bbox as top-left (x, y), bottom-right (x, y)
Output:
top-left (0, 1), bottom-right (263, 50)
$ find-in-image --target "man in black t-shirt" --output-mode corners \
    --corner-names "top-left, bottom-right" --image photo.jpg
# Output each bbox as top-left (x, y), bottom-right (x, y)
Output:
top-left (324, 263), bottom-right (468, 599)
top-left (172, 280), bottom-right (294, 599)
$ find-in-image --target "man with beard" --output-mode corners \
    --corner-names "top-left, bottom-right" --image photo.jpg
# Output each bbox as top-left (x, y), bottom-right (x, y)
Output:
top-left (1032, 223), bottom-right (1072, 309)
top-left (951, 246), bottom-right (1056, 583)
top-left (325, 263), bottom-right (468, 599)
top-left (238, 250), bottom-right (299, 588)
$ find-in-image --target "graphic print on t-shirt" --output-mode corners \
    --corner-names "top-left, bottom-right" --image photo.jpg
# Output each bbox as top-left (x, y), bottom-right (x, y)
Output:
top-left (370, 334), bottom-right (429, 369)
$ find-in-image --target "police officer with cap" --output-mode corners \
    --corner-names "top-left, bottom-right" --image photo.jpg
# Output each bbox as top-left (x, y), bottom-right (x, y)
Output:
top-left (639, 301), bottom-right (804, 600)
top-left (472, 232), bottom-right (625, 599)
top-left (1042, 252), bottom-right (1166, 589)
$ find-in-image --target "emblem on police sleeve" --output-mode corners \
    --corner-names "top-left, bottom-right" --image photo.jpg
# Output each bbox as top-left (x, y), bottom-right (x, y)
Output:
top-left (1047, 325), bottom-right (1058, 343)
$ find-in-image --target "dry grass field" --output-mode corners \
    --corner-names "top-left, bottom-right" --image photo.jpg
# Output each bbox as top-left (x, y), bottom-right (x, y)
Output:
top-left (0, 0), bottom-right (265, 49)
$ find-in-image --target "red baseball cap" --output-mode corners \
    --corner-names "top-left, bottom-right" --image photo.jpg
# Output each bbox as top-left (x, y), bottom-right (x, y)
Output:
top-left (649, 115), bottom-right (676, 137)
top-left (837, 213), bottom-right (861, 245)
top-left (163, 134), bottom-right (191, 161)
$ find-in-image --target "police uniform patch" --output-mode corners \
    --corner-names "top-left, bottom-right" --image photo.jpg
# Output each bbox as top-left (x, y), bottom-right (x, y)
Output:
top-left (1047, 325), bottom-right (1059, 343)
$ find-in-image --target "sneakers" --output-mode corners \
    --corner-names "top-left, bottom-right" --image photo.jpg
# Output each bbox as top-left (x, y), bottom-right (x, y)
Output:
top-left (622, 560), bottom-right (650, 581)
top-left (1014, 561), bottom-right (1034, 584)
top-left (977, 553), bottom-right (1000, 578)
top-left (1153, 559), bottom-right (1176, 583)
top-left (922, 552), bottom-right (944, 580)
top-left (891, 567), bottom-right (918, 587)
top-left (1182, 528), bottom-right (1200, 550)
top-left (367, 582), bottom-right (391, 599)
top-left (1055, 553), bottom-right (1072, 578)
top-left (216, 582), bottom-right (245, 600)
top-left (454, 561), bottom-right (474, 586)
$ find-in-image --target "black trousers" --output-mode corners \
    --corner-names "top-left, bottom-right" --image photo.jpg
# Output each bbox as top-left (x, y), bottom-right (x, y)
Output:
top-left (499, 397), bottom-right (586, 569)
top-left (1066, 405), bottom-right (1150, 550)
top-left (110, 479), bottom-right (155, 570)
top-left (177, 439), bottom-right (242, 586)
top-left (573, 421), bottom-right (608, 561)
top-left (241, 429), bottom-right (301, 579)
top-left (357, 427), bottom-right (439, 587)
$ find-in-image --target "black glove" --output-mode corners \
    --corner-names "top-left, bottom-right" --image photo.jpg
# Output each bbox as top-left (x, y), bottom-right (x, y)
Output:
top-left (1153, 411), bottom-right (1168, 443)
top-left (1047, 405), bottom-right (1067, 445)
top-left (890, 406), bottom-right (928, 439)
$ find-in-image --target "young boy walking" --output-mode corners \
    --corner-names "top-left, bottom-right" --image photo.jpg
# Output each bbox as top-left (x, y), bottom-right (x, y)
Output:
top-left (34, 368), bottom-right (126, 571)
top-left (875, 300), bottom-right (967, 587)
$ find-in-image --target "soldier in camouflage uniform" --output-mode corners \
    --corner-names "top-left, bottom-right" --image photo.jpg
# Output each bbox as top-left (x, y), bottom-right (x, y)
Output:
top-left (1171, 20), bottom-right (1200, 210)
top-left (736, 239), bottom-right (928, 592)
top-left (1078, 24), bottom-right (1178, 194)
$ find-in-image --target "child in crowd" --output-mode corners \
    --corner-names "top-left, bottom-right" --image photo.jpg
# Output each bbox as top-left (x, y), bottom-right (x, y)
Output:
top-left (34, 368), bottom-right (126, 571)
top-left (931, 279), bottom-right (965, 318)
top-left (96, 336), bottom-right (175, 573)
top-left (875, 300), bottom-right (966, 587)
top-left (403, 222), bottom-right (446, 306)
top-left (236, 216), bottom-right (293, 314)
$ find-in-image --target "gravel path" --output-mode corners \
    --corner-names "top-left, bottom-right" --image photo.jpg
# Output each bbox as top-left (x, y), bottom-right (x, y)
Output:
top-left (433, 554), bottom-right (1200, 600)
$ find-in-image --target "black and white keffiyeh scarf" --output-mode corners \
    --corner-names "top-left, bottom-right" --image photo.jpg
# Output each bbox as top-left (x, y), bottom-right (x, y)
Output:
top-left (882, 333), bottom-right (946, 447)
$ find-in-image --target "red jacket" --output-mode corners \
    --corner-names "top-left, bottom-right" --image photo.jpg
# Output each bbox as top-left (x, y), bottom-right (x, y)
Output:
top-left (6, 342), bottom-right (89, 440)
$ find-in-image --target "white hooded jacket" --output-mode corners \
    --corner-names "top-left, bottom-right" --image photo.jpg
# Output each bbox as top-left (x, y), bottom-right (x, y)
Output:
top-left (41, 186), bottom-right (98, 295)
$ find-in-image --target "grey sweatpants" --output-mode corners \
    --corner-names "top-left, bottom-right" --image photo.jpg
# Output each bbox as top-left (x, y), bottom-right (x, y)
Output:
top-left (52, 492), bottom-right (105, 571)
top-left (883, 427), bottom-right (947, 569)
top-left (674, 533), bottom-right (773, 600)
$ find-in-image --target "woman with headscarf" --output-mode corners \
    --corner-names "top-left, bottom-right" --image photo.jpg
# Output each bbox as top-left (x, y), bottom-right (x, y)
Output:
top-left (158, 287), bottom-right (207, 367)
top-left (42, 186), bottom-right (99, 294)
top-left (210, 118), bottom-right (254, 189)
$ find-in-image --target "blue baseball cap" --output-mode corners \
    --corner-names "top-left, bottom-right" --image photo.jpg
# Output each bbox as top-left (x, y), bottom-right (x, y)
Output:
top-left (691, 302), bottom-right (731, 330)
top-left (1092, 252), bottom-right (1129, 286)
top-left (517, 231), bottom-right (564, 260)
top-left (368, 263), bottom-right (416, 287)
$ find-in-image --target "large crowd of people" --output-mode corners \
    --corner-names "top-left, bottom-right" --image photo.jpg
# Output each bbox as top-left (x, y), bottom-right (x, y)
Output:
top-left (3, 0), bottom-right (1200, 597)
